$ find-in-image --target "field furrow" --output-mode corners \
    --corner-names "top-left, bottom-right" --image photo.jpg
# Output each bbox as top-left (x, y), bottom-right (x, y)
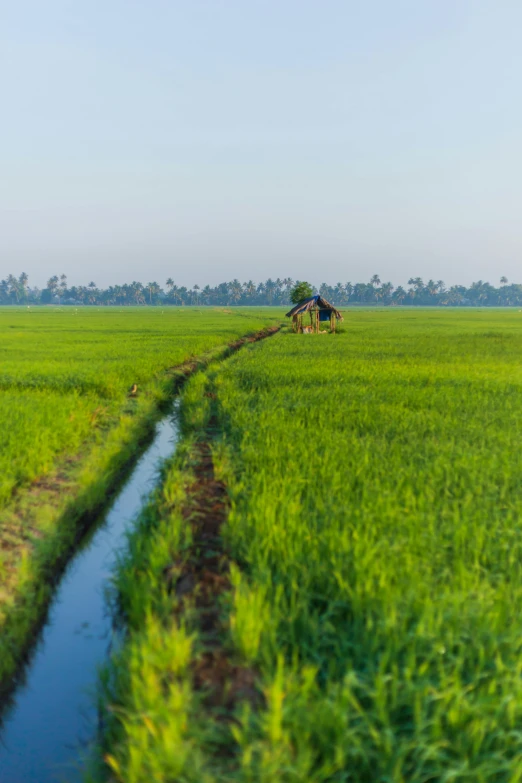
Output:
top-left (92, 309), bottom-right (522, 782)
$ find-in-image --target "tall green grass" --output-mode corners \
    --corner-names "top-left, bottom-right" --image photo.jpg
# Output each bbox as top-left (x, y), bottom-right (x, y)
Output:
top-left (0, 306), bottom-right (280, 694)
top-left (210, 310), bottom-right (522, 781)
top-left (0, 307), bottom-right (279, 505)
top-left (93, 309), bottom-right (522, 782)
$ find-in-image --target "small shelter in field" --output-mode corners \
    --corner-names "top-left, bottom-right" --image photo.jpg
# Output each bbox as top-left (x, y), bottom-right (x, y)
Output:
top-left (286, 294), bottom-right (343, 334)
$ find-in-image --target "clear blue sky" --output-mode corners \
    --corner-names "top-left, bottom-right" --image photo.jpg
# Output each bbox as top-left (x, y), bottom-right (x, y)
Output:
top-left (2, 1), bottom-right (522, 289)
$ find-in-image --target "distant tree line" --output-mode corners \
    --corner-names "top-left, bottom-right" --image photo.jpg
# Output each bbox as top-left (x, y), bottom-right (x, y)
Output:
top-left (1, 272), bottom-right (521, 307)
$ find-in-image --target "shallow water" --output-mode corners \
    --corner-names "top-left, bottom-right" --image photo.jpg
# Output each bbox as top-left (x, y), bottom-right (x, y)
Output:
top-left (0, 409), bottom-right (179, 783)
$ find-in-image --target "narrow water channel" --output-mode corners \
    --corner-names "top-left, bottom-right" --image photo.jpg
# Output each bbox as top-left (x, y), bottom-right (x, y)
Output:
top-left (0, 408), bottom-right (180, 783)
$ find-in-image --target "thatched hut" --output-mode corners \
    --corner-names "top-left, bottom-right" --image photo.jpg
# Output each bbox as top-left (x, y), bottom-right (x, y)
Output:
top-left (285, 295), bottom-right (343, 334)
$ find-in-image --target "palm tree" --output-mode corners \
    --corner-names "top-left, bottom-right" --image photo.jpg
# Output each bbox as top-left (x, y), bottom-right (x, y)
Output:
top-left (274, 278), bottom-right (284, 303)
top-left (408, 278), bottom-right (425, 301)
top-left (319, 283), bottom-right (332, 299)
top-left (392, 285), bottom-right (407, 305)
top-left (352, 283), bottom-right (368, 302)
top-left (17, 272), bottom-right (29, 302)
top-left (7, 274), bottom-right (20, 302)
top-left (243, 280), bottom-right (256, 300)
top-left (468, 280), bottom-right (489, 306)
top-left (229, 279), bottom-right (243, 304)
top-left (0, 278), bottom-right (9, 303)
top-left (426, 280), bottom-right (438, 298)
top-left (334, 282), bottom-right (345, 304)
top-left (380, 282), bottom-right (394, 303)
top-left (47, 275), bottom-right (59, 295)
top-left (166, 280), bottom-right (181, 304)
top-left (12, 272), bottom-right (522, 309)
top-left (75, 285), bottom-right (87, 304)
top-left (131, 281), bottom-right (144, 305)
top-left (441, 286), bottom-right (465, 306)
top-left (147, 282), bottom-right (160, 305)
top-left (102, 286), bottom-right (116, 305)
top-left (264, 278), bottom-right (276, 305)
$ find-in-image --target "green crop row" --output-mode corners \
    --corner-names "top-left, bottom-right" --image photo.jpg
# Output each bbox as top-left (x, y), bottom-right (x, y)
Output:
top-left (93, 309), bottom-right (522, 782)
top-left (0, 307), bottom-right (279, 505)
top-left (0, 306), bottom-right (280, 693)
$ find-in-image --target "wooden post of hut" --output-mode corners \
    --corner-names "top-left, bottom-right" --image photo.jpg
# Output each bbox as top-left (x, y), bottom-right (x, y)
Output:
top-left (292, 312), bottom-right (305, 333)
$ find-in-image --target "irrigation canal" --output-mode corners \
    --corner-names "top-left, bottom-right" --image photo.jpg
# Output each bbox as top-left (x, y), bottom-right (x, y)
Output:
top-left (0, 407), bottom-right (180, 782)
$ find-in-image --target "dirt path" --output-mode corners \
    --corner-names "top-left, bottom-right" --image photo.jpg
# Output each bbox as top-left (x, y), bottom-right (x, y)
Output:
top-left (167, 438), bottom-right (262, 716)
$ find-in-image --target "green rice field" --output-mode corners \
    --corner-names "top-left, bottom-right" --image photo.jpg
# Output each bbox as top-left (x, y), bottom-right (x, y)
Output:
top-left (0, 306), bottom-right (279, 686)
top-left (3, 306), bottom-right (522, 781)
top-left (0, 307), bottom-right (277, 505)
top-left (93, 309), bottom-right (522, 782)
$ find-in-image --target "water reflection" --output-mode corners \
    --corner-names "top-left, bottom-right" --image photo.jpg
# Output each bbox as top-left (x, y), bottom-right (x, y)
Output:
top-left (0, 410), bottom-right (179, 782)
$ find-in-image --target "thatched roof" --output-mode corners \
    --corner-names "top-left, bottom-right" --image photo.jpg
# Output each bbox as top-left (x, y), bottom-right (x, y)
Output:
top-left (285, 295), bottom-right (343, 320)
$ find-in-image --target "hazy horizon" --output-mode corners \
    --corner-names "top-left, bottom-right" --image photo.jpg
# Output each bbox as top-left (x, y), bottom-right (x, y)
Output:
top-left (2, 1), bottom-right (522, 289)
